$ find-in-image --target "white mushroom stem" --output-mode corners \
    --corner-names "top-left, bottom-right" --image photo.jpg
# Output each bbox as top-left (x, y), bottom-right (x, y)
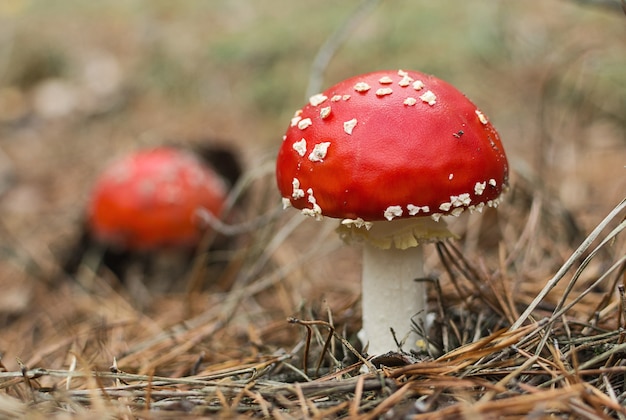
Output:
top-left (360, 242), bottom-right (425, 355)
top-left (339, 217), bottom-right (455, 356)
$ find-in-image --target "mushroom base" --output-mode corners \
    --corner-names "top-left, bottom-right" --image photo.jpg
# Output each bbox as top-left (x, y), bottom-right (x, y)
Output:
top-left (360, 241), bottom-right (427, 356)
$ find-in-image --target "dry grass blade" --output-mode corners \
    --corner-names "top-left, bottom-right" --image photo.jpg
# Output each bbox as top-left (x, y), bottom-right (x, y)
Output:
top-left (412, 384), bottom-right (598, 420)
top-left (511, 197), bottom-right (626, 330)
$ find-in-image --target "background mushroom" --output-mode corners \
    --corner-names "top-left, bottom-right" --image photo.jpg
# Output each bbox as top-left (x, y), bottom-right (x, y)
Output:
top-left (62, 145), bottom-right (241, 287)
top-left (276, 69), bottom-right (509, 356)
top-left (87, 146), bottom-right (228, 251)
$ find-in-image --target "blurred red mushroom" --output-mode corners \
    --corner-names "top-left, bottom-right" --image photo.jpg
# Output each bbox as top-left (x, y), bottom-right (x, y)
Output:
top-left (276, 69), bottom-right (509, 356)
top-left (87, 147), bottom-right (228, 251)
top-left (62, 144), bottom-right (242, 286)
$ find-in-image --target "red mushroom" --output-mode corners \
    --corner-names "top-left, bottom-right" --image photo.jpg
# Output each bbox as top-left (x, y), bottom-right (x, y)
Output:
top-left (276, 69), bottom-right (509, 356)
top-left (87, 147), bottom-right (228, 251)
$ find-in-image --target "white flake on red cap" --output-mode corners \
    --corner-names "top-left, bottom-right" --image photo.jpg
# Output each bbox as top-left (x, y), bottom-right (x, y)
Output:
top-left (308, 142), bottom-right (331, 162)
top-left (451, 193), bottom-right (471, 207)
top-left (291, 115), bottom-right (302, 127)
top-left (343, 118), bottom-right (358, 135)
top-left (407, 204), bottom-right (429, 215)
top-left (301, 188), bottom-right (323, 220)
top-left (291, 178), bottom-right (305, 200)
top-left (476, 109), bottom-right (489, 125)
top-left (412, 80), bottom-right (425, 91)
top-left (398, 71), bottom-right (414, 87)
top-left (474, 181), bottom-right (486, 195)
top-left (354, 82), bottom-right (371, 93)
top-left (309, 93), bottom-right (328, 106)
top-left (384, 205), bottom-right (403, 221)
top-left (297, 118), bottom-right (312, 130)
top-left (420, 91), bottom-right (437, 106)
top-left (292, 138), bottom-right (307, 157)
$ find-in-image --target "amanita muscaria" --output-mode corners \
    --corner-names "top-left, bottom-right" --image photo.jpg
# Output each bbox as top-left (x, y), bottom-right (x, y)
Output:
top-left (88, 147), bottom-right (228, 251)
top-left (276, 69), bottom-right (509, 356)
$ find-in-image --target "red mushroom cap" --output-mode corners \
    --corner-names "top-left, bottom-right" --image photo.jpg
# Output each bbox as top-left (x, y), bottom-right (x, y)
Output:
top-left (276, 69), bottom-right (509, 223)
top-left (87, 147), bottom-right (228, 251)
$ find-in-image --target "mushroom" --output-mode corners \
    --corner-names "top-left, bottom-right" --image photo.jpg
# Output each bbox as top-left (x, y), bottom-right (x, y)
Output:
top-left (276, 69), bottom-right (509, 356)
top-left (87, 147), bottom-right (229, 251)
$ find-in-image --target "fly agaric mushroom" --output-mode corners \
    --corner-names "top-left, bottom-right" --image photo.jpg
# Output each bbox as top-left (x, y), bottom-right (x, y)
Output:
top-left (87, 147), bottom-right (228, 251)
top-left (276, 69), bottom-right (509, 356)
